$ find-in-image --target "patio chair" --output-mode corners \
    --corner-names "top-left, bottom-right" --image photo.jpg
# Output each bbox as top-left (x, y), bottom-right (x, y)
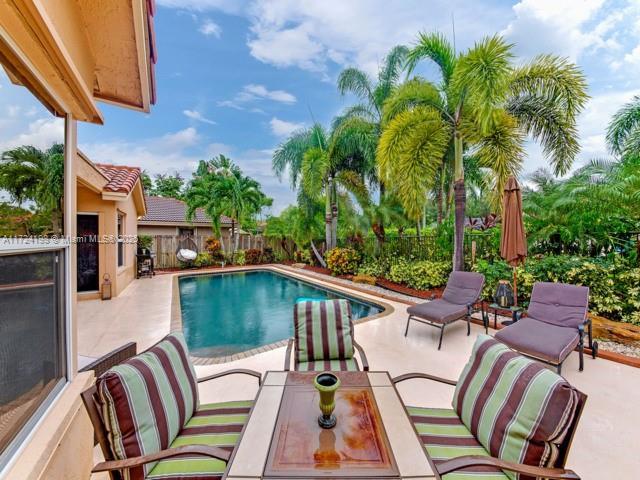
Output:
top-left (394, 335), bottom-right (586, 480)
top-left (495, 282), bottom-right (598, 374)
top-left (405, 271), bottom-right (485, 350)
top-left (80, 332), bottom-right (261, 480)
top-left (284, 298), bottom-right (369, 371)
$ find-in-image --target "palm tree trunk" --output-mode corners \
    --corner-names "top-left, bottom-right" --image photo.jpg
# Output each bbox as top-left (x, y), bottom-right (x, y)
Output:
top-left (325, 179), bottom-right (332, 250)
top-left (436, 174), bottom-right (443, 225)
top-left (330, 178), bottom-right (338, 249)
top-left (453, 131), bottom-right (466, 271)
top-left (310, 239), bottom-right (327, 267)
top-left (230, 219), bottom-right (237, 263)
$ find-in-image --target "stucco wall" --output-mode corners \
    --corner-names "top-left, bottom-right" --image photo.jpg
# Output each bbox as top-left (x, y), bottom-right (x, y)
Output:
top-left (77, 186), bottom-right (138, 299)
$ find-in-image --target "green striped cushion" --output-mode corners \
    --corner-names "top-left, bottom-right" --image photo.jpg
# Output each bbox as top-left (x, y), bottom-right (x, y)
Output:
top-left (452, 335), bottom-right (580, 480)
top-left (409, 407), bottom-right (508, 480)
top-left (297, 358), bottom-right (360, 372)
top-left (147, 400), bottom-right (252, 480)
top-left (97, 332), bottom-right (199, 480)
top-left (294, 299), bottom-right (355, 364)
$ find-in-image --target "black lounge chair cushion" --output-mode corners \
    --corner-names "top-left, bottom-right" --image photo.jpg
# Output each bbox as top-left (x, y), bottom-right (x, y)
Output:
top-left (407, 299), bottom-right (469, 325)
top-left (495, 317), bottom-right (580, 365)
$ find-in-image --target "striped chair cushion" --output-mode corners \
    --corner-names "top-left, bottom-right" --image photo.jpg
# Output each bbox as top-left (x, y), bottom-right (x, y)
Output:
top-left (297, 358), bottom-right (360, 372)
top-left (97, 332), bottom-right (199, 480)
top-left (409, 407), bottom-right (508, 480)
top-left (452, 335), bottom-right (581, 480)
top-left (294, 299), bottom-right (355, 365)
top-left (147, 400), bottom-right (252, 480)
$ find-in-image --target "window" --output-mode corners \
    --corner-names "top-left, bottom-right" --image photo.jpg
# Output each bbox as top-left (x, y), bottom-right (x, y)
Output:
top-left (117, 212), bottom-right (125, 267)
top-left (0, 250), bottom-right (67, 467)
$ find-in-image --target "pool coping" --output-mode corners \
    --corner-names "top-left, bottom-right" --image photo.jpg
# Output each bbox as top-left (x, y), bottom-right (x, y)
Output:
top-left (171, 265), bottom-right (396, 365)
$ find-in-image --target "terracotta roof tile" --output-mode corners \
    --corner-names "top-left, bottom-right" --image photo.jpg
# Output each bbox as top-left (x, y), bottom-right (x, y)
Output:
top-left (140, 196), bottom-right (232, 225)
top-left (95, 164), bottom-right (142, 194)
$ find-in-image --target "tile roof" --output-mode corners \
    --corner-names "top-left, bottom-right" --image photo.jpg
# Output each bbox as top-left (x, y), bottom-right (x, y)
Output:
top-left (140, 196), bottom-right (232, 225)
top-left (95, 164), bottom-right (142, 194)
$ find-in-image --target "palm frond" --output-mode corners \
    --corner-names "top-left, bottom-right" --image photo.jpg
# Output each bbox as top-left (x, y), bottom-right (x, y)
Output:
top-left (272, 123), bottom-right (327, 187)
top-left (607, 96), bottom-right (640, 155)
top-left (381, 78), bottom-right (443, 124)
top-left (337, 67), bottom-right (375, 105)
top-left (375, 45), bottom-right (410, 105)
top-left (332, 104), bottom-right (376, 130)
top-left (406, 32), bottom-right (456, 85)
top-left (301, 147), bottom-right (329, 199)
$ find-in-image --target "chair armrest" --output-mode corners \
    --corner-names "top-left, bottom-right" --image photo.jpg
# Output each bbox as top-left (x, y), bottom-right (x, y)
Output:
top-left (392, 372), bottom-right (457, 386)
top-left (92, 445), bottom-right (230, 473)
top-left (353, 341), bottom-right (369, 371)
top-left (284, 337), bottom-right (294, 371)
top-left (436, 455), bottom-right (580, 479)
top-left (197, 369), bottom-right (261, 386)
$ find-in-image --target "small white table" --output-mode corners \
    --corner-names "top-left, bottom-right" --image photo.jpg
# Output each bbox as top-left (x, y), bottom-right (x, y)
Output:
top-left (224, 371), bottom-right (437, 479)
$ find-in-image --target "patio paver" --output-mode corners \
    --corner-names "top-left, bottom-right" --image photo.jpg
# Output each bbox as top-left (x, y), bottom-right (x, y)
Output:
top-left (83, 266), bottom-right (640, 480)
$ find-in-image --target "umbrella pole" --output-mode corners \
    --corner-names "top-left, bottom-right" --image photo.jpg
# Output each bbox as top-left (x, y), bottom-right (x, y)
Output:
top-left (513, 266), bottom-right (518, 306)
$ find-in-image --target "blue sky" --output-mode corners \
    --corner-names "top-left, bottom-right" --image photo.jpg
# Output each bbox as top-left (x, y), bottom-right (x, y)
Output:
top-left (1, 0), bottom-right (640, 213)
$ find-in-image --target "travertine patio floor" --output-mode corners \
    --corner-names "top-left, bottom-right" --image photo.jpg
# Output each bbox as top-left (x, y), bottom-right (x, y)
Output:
top-left (80, 266), bottom-right (640, 480)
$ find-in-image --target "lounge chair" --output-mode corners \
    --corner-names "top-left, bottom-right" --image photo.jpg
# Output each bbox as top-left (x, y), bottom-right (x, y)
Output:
top-left (495, 281), bottom-right (598, 373)
top-left (405, 271), bottom-right (485, 349)
top-left (81, 332), bottom-right (261, 480)
top-left (284, 298), bottom-right (369, 371)
top-left (394, 335), bottom-right (586, 479)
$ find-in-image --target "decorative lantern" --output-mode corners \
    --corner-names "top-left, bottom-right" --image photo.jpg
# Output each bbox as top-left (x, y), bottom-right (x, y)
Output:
top-left (494, 280), bottom-right (514, 308)
top-left (101, 273), bottom-right (112, 300)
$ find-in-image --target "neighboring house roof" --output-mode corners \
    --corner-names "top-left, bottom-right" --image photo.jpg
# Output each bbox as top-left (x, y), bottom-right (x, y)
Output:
top-left (95, 164), bottom-right (142, 194)
top-left (139, 196), bottom-right (233, 226)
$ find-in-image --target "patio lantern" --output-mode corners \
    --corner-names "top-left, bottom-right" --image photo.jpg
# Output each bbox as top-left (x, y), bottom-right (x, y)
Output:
top-left (101, 273), bottom-right (112, 300)
top-left (494, 280), bottom-right (514, 308)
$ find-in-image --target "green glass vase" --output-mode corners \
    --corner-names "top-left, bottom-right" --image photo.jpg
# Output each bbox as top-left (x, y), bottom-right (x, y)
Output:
top-left (313, 372), bottom-right (340, 429)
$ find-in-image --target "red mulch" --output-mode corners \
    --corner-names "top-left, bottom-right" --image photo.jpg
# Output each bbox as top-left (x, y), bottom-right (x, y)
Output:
top-left (374, 278), bottom-right (444, 299)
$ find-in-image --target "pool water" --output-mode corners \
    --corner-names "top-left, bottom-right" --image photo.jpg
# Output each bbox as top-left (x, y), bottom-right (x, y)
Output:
top-left (178, 270), bottom-right (383, 357)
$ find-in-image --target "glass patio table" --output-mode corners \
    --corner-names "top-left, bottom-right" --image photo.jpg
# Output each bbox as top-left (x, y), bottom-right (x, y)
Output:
top-left (223, 370), bottom-right (437, 479)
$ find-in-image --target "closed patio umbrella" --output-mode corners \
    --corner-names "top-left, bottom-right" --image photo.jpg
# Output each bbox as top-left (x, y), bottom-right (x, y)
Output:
top-left (500, 176), bottom-right (527, 305)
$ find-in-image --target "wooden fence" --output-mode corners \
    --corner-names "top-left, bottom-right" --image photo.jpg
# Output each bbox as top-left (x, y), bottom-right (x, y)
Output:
top-left (152, 234), bottom-right (265, 269)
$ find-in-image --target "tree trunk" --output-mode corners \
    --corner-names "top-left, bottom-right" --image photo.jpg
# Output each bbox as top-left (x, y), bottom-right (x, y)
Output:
top-left (436, 183), bottom-right (443, 225)
top-left (325, 179), bottom-right (332, 251)
top-left (416, 221), bottom-right (421, 239)
top-left (330, 178), bottom-right (338, 250)
top-left (51, 209), bottom-right (63, 235)
top-left (453, 131), bottom-right (466, 271)
top-left (310, 239), bottom-right (326, 267)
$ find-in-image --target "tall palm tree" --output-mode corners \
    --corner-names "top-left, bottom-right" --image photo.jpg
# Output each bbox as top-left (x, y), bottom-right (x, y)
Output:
top-left (0, 144), bottom-right (65, 233)
top-left (335, 45), bottom-right (408, 241)
top-left (272, 123), bottom-right (368, 252)
top-left (185, 155), bottom-right (271, 261)
top-left (378, 33), bottom-right (588, 270)
top-left (607, 95), bottom-right (640, 158)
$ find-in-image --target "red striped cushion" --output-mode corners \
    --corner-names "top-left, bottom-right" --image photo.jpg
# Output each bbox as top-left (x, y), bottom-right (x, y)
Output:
top-left (97, 332), bottom-right (199, 480)
top-left (294, 299), bottom-right (355, 365)
top-left (453, 335), bottom-right (581, 480)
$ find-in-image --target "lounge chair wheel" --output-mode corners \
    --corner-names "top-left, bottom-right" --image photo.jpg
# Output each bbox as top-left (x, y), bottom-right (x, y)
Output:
top-left (591, 341), bottom-right (598, 359)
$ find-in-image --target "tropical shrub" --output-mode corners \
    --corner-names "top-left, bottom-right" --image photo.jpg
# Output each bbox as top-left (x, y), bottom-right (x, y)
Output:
top-left (137, 234), bottom-right (153, 252)
top-left (192, 252), bottom-right (213, 268)
top-left (326, 247), bottom-right (360, 276)
top-left (262, 247), bottom-right (275, 263)
top-left (388, 258), bottom-right (451, 290)
top-left (294, 249), bottom-right (311, 264)
top-left (357, 257), bottom-right (390, 278)
top-left (204, 237), bottom-right (225, 261)
top-left (474, 255), bottom-right (640, 324)
top-left (245, 248), bottom-right (262, 265)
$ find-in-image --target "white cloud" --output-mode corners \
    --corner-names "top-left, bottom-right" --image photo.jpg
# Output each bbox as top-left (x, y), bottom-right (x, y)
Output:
top-left (0, 117), bottom-right (64, 152)
top-left (156, 0), bottom-right (246, 14)
top-left (269, 117), bottom-right (303, 138)
top-left (183, 109), bottom-right (216, 125)
top-left (198, 19), bottom-right (221, 37)
top-left (160, 127), bottom-right (200, 148)
top-left (624, 44), bottom-right (640, 65)
top-left (218, 84), bottom-right (297, 110)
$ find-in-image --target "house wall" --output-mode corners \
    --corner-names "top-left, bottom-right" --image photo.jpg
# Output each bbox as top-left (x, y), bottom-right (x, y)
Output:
top-left (77, 186), bottom-right (138, 299)
top-left (138, 224), bottom-right (228, 238)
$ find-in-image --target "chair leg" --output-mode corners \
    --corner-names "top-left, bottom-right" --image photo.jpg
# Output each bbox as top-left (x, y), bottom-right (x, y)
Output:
top-left (578, 337), bottom-right (584, 372)
top-left (467, 315), bottom-right (471, 336)
top-left (438, 325), bottom-right (445, 350)
top-left (404, 316), bottom-right (411, 337)
top-left (557, 363), bottom-right (562, 375)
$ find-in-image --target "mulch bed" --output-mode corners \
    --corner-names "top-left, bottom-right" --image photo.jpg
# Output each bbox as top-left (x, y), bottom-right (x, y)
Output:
top-left (374, 278), bottom-right (444, 300)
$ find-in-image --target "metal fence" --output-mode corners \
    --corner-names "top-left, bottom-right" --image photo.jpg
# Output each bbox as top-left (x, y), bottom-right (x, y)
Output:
top-left (151, 234), bottom-right (265, 269)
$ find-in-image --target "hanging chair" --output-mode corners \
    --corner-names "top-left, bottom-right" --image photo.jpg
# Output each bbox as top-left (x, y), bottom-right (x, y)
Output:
top-left (176, 235), bottom-right (198, 264)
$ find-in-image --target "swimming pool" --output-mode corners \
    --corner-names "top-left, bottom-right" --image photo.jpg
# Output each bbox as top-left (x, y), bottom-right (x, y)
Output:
top-left (178, 269), bottom-right (384, 357)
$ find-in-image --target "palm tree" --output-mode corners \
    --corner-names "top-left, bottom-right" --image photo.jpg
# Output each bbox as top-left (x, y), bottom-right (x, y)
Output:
top-left (607, 95), bottom-right (640, 158)
top-left (378, 33), bottom-right (588, 270)
top-left (0, 144), bottom-right (65, 234)
top-left (185, 155), bottom-right (271, 261)
top-left (335, 45), bottom-right (408, 241)
top-left (272, 123), bottom-right (369, 252)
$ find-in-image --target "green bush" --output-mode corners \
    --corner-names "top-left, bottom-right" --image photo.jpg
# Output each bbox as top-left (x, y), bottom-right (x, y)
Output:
top-left (262, 247), bottom-right (275, 263)
top-left (388, 258), bottom-right (451, 290)
top-left (245, 248), bottom-right (262, 265)
top-left (193, 252), bottom-right (213, 268)
top-left (137, 234), bottom-right (153, 252)
top-left (474, 255), bottom-right (640, 325)
top-left (357, 257), bottom-right (390, 278)
top-left (326, 247), bottom-right (360, 276)
top-left (294, 249), bottom-right (311, 264)
top-left (228, 250), bottom-right (245, 266)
